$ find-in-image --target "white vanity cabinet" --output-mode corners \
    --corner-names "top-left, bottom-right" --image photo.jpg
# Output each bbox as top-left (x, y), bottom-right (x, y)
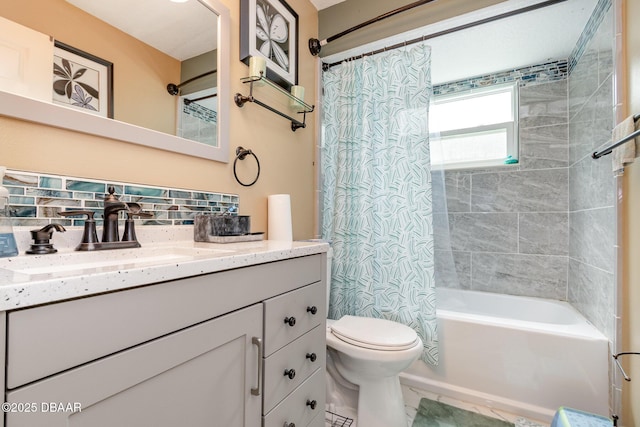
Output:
top-left (1, 252), bottom-right (325, 427)
top-left (5, 304), bottom-right (263, 427)
top-left (262, 281), bottom-right (327, 427)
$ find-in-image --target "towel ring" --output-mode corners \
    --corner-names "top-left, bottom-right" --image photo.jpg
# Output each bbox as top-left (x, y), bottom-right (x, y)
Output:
top-left (234, 146), bottom-right (260, 187)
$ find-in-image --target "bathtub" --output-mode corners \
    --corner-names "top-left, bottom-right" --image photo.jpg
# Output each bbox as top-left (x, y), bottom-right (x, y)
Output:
top-left (399, 288), bottom-right (609, 423)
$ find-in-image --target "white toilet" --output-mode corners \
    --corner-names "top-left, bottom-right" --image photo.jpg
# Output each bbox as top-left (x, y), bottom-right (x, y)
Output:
top-left (325, 248), bottom-right (423, 427)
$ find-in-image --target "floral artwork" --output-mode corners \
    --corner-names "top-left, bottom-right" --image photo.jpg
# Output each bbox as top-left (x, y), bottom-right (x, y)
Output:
top-left (52, 42), bottom-right (113, 118)
top-left (241, 0), bottom-right (298, 89)
top-left (255, 0), bottom-right (289, 72)
top-left (53, 57), bottom-right (100, 112)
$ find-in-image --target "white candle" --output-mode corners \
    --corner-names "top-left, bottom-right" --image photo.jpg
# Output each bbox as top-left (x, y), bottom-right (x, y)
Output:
top-left (249, 56), bottom-right (266, 80)
top-left (290, 85), bottom-right (305, 110)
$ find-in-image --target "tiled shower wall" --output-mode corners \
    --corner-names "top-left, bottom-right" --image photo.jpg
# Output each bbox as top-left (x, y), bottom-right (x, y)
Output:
top-left (434, 0), bottom-right (616, 342)
top-left (433, 78), bottom-right (570, 300)
top-left (567, 0), bottom-right (615, 341)
top-left (180, 102), bottom-right (218, 147)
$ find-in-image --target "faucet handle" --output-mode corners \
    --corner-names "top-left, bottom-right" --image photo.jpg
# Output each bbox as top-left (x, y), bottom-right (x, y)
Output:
top-left (58, 210), bottom-right (96, 220)
top-left (122, 203), bottom-right (154, 242)
top-left (59, 210), bottom-right (99, 246)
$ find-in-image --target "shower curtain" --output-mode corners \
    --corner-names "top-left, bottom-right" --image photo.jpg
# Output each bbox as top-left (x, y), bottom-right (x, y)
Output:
top-left (320, 43), bottom-right (438, 364)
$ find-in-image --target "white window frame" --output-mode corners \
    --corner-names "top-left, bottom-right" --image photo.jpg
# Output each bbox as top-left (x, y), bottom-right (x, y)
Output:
top-left (429, 82), bottom-right (519, 170)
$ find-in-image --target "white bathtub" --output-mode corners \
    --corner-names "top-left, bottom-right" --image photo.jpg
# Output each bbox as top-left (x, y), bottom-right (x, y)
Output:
top-left (400, 288), bottom-right (609, 423)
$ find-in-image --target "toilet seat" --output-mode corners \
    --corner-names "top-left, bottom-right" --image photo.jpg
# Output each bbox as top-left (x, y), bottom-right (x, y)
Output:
top-left (330, 315), bottom-right (419, 351)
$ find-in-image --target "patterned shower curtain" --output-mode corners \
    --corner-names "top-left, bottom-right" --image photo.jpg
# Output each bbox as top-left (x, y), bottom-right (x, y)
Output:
top-left (320, 43), bottom-right (438, 365)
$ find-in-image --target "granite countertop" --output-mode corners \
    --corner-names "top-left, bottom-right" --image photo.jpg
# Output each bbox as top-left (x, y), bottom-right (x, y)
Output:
top-left (0, 226), bottom-right (329, 311)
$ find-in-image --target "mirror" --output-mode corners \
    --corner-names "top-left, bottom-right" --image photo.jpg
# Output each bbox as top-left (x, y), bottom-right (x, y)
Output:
top-left (0, 0), bottom-right (230, 162)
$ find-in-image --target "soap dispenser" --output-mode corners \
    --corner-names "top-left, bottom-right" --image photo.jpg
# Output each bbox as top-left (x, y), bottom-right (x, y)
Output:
top-left (0, 167), bottom-right (18, 258)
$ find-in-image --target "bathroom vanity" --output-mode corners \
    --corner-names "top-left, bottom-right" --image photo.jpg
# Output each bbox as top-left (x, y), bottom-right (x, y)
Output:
top-left (0, 233), bottom-right (328, 427)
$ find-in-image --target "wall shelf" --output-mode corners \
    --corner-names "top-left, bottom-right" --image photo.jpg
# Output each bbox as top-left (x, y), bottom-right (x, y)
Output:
top-left (235, 75), bottom-right (314, 131)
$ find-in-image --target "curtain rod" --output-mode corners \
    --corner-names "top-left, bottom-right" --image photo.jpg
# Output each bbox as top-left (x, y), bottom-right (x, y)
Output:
top-left (592, 114), bottom-right (640, 159)
top-left (309, 0), bottom-right (439, 56)
top-left (321, 0), bottom-right (566, 71)
top-left (167, 69), bottom-right (217, 96)
top-left (184, 93), bottom-right (218, 105)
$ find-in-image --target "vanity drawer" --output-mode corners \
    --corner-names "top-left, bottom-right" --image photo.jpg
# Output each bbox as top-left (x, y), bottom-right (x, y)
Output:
top-left (6, 254), bottom-right (322, 389)
top-left (263, 368), bottom-right (325, 427)
top-left (263, 281), bottom-right (325, 356)
top-left (263, 325), bottom-right (326, 413)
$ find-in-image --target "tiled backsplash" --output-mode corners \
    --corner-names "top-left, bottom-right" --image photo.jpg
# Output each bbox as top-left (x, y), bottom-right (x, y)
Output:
top-left (2, 170), bottom-right (239, 227)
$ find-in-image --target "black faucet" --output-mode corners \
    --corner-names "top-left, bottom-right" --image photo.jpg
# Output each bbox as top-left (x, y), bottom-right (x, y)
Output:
top-left (58, 186), bottom-right (153, 251)
top-left (101, 186), bottom-right (129, 243)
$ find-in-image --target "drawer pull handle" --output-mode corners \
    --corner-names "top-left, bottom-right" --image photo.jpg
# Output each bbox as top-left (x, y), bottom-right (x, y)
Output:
top-left (284, 423), bottom-right (296, 427)
top-left (306, 399), bottom-right (317, 410)
top-left (284, 368), bottom-right (296, 379)
top-left (306, 352), bottom-right (317, 362)
top-left (284, 316), bottom-right (296, 327)
top-left (307, 306), bottom-right (318, 315)
top-left (251, 337), bottom-right (263, 396)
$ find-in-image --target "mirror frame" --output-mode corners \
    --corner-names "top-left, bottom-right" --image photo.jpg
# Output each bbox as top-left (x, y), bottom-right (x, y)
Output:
top-left (0, 0), bottom-right (231, 163)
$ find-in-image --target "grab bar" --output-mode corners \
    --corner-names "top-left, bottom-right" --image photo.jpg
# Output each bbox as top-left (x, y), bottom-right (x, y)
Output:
top-left (592, 114), bottom-right (640, 159)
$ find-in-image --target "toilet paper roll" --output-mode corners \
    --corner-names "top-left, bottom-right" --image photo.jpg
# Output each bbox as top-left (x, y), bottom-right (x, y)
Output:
top-left (268, 194), bottom-right (292, 241)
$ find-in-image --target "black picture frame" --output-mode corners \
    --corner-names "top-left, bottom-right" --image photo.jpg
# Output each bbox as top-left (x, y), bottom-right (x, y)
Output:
top-left (53, 41), bottom-right (114, 118)
top-left (240, 0), bottom-right (298, 90)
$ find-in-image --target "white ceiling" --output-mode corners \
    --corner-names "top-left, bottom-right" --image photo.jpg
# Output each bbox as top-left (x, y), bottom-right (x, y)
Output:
top-left (427, 0), bottom-right (600, 84)
top-left (66, 0), bottom-right (600, 85)
top-left (66, 0), bottom-right (218, 61)
top-left (320, 0), bottom-right (600, 84)
top-left (310, 0), bottom-right (346, 10)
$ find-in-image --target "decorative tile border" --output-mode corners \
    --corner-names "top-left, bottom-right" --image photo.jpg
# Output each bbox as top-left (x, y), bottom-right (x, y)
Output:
top-left (567, 0), bottom-right (612, 74)
top-left (2, 170), bottom-right (239, 227)
top-left (433, 60), bottom-right (568, 96)
top-left (434, 0), bottom-right (610, 97)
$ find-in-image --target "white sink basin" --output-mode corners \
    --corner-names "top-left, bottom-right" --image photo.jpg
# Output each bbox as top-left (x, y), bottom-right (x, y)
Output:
top-left (1, 245), bottom-right (235, 276)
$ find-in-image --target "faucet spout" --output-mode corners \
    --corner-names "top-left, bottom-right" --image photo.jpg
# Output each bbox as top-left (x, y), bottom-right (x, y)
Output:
top-left (102, 201), bottom-right (129, 243)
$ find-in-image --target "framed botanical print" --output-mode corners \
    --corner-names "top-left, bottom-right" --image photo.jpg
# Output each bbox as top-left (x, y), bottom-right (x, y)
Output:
top-left (53, 41), bottom-right (113, 118)
top-left (240, 0), bottom-right (298, 89)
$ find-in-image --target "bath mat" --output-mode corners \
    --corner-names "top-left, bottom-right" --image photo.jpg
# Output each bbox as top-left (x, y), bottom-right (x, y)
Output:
top-left (411, 398), bottom-right (515, 427)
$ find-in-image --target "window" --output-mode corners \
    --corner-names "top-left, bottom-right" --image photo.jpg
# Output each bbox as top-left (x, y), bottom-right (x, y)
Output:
top-left (429, 83), bottom-right (518, 170)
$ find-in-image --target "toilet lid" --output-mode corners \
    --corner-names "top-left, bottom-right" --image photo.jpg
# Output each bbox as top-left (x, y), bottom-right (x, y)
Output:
top-left (330, 315), bottom-right (419, 351)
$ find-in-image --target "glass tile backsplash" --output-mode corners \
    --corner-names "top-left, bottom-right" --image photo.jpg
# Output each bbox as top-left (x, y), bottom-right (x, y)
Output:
top-left (2, 170), bottom-right (239, 227)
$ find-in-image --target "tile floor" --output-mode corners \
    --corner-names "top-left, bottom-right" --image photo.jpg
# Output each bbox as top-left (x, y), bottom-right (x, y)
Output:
top-left (403, 385), bottom-right (549, 427)
top-left (325, 385), bottom-right (550, 427)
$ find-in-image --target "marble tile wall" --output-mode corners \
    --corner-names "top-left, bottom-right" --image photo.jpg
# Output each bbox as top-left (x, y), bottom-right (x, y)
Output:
top-left (180, 103), bottom-right (218, 147)
top-left (567, 1), bottom-right (615, 342)
top-left (2, 170), bottom-right (239, 228)
top-left (433, 78), bottom-right (570, 301)
top-left (434, 1), bottom-right (617, 344)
